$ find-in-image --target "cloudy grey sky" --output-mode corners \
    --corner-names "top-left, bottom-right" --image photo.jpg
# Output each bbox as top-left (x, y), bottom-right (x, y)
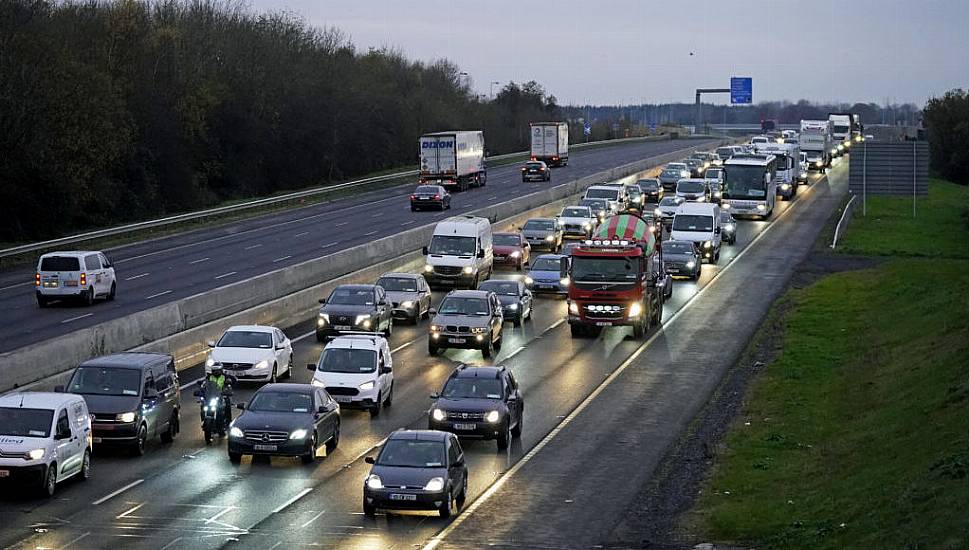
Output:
top-left (248, 0), bottom-right (967, 107)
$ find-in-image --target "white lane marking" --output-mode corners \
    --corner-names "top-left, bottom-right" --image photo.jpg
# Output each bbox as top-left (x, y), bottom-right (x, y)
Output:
top-left (244, 244), bottom-right (263, 250)
top-left (363, 230), bottom-right (378, 236)
top-left (295, 231), bottom-right (309, 238)
top-left (58, 531), bottom-right (90, 549)
top-left (269, 542), bottom-right (283, 550)
top-left (145, 290), bottom-right (172, 300)
top-left (158, 537), bottom-right (183, 550)
top-left (116, 502), bottom-right (145, 519)
top-left (335, 222), bottom-right (348, 227)
top-left (400, 221), bottom-right (414, 227)
top-left (488, 195), bottom-right (498, 200)
top-left (204, 507), bottom-right (235, 524)
top-left (189, 257), bottom-right (210, 264)
top-left (321, 242), bottom-right (340, 249)
top-left (292, 330), bottom-right (316, 343)
top-left (504, 346), bottom-right (525, 359)
top-left (0, 281), bottom-right (31, 291)
top-left (125, 273), bottom-right (149, 281)
top-left (272, 488), bottom-right (313, 514)
top-left (347, 437), bottom-right (389, 469)
top-left (421, 174), bottom-right (815, 550)
top-left (370, 212), bottom-right (383, 218)
top-left (272, 256), bottom-right (292, 263)
top-left (299, 510), bottom-right (326, 528)
top-left (61, 313), bottom-right (93, 324)
top-left (391, 341), bottom-right (413, 353)
top-left (539, 318), bottom-right (565, 335)
top-left (214, 271), bottom-right (237, 280)
top-left (92, 479), bottom-right (144, 505)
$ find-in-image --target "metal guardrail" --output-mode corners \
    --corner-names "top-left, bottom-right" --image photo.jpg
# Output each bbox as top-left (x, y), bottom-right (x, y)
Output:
top-left (0, 135), bottom-right (678, 259)
top-left (830, 194), bottom-right (857, 249)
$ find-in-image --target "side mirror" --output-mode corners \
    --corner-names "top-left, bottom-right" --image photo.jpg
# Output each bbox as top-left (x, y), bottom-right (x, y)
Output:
top-left (318, 405), bottom-right (326, 414)
top-left (477, 249), bottom-right (485, 259)
top-left (236, 403), bottom-right (246, 410)
top-left (144, 388), bottom-right (159, 400)
top-left (54, 385), bottom-right (65, 393)
top-left (379, 300), bottom-right (388, 306)
top-left (365, 456), bottom-right (375, 464)
top-left (380, 366), bottom-right (392, 374)
top-left (56, 429), bottom-right (72, 440)
top-left (318, 298), bottom-right (327, 305)
top-left (275, 344), bottom-right (285, 350)
top-left (307, 363), bottom-right (317, 371)
top-left (422, 246), bottom-right (429, 255)
top-left (207, 340), bottom-right (216, 348)
top-left (429, 392), bottom-right (440, 399)
top-left (453, 454), bottom-right (465, 466)
top-left (428, 308), bottom-right (437, 316)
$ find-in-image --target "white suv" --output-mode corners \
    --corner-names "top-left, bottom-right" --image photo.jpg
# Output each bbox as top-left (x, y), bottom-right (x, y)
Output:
top-left (308, 333), bottom-right (394, 417)
top-left (35, 251), bottom-right (116, 307)
top-left (205, 325), bottom-right (293, 382)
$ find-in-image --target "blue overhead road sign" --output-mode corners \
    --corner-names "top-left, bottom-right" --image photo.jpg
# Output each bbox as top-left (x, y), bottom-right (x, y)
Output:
top-left (583, 122), bottom-right (592, 136)
top-left (730, 77), bottom-right (752, 104)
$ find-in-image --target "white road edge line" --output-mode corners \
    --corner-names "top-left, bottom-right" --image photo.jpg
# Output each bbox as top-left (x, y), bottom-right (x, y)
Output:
top-left (321, 242), bottom-right (340, 249)
top-left (145, 290), bottom-right (172, 300)
top-left (92, 479), bottom-right (144, 505)
top-left (299, 510), bottom-right (326, 529)
top-left (295, 231), bottom-right (310, 238)
top-left (0, 281), bottom-right (31, 291)
top-left (363, 230), bottom-right (378, 236)
top-left (272, 256), bottom-right (292, 263)
top-left (272, 488), bottom-right (313, 514)
top-left (116, 502), bottom-right (145, 519)
top-left (125, 273), bottom-right (149, 281)
top-left (420, 171), bottom-right (818, 550)
top-left (60, 313), bottom-right (93, 324)
top-left (57, 531), bottom-right (90, 549)
top-left (214, 271), bottom-right (237, 280)
top-left (158, 537), bottom-right (183, 550)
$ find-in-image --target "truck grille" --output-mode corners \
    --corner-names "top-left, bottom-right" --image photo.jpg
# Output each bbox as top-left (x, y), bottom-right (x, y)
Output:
top-left (434, 266), bottom-right (463, 276)
top-left (325, 386), bottom-right (359, 396)
top-left (584, 304), bottom-right (626, 319)
top-left (243, 430), bottom-right (289, 442)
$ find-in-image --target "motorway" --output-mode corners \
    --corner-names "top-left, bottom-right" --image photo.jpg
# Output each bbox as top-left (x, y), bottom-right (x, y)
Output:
top-left (0, 138), bottom-right (716, 354)
top-left (0, 160), bottom-right (847, 549)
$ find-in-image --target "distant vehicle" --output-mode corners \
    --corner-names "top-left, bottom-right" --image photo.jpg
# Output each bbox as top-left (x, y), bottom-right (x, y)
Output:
top-left (205, 325), bottom-right (293, 382)
top-left (827, 113), bottom-right (853, 150)
top-left (492, 232), bottom-right (530, 271)
top-left (522, 218), bottom-right (563, 252)
top-left (716, 146), bottom-right (741, 163)
top-left (316, 284), bottom-right (394, 341)
top-left (429, 364), bottom-right (524, 450)
top-left (422, 216), bottom-right (494, 289)
top-left (228, 383), bottom-right (340, 464)
top-left (753, 142), bottom-right (801, 201)
top-left (428, 290), bottom-right (504, 357)
top-left (800, 119), bottom-right (833, 171)
top-left (521, 160), bottom-right (550, 182)
top-left (750, 135), bottom-right (771, 146)
top-left (675, 179), bottom-right (712, 203)
top-left (556, 206), bottom-right (597, 239)
top-left (477, 279), bottom-right (532, 326)
top-left (636, 178), bottom-right (664, 203)
top-left (583, 184), bottom-right (627, 213)
top-left (626, 184), bottom-right (645, 209)
top-left (35, 251), bottom-right (116, 308)
top-left (410, 184), bottom-right (451, 211)
top-left (655, 196), bottom-right (685, 228)
top-left (720, 153), bottom-right (778, 219)
top-left (419, 130), bottom-right (487, 192)
top-left (308, 333), bottom-right (394, 417)
top-left (659, 163), bottom-right (690, 190)
top-left (684, 158), bottom-right (705, 177)
top-left (761, 119), bottom-right (778, 133)
top-left (703, 166), bottom-right (723, 182)
top-left (525, 254), bottom-right (570, 295)
top-left (671, 202), bottom-right (722, 263)
top-left (363, 430), bottom-right (468, 518)
top-left (690, 151), bottom-right (719, 170)
top-left (663, 240), bottom-right (702, 280)
top-left (62, 352), bottom-right (180, 456)
top-left (376, 272), bottom-right (432, 324)
top-left (0, 392), bottom-right (92, 497)
top-left (579, 198), bottom-right (609, 221)
top-left (720, 210), bottom-right (738, 245)
top-left (529, 122), bottom-right (569, 166)
top-left (798, 153), bottom-right (809, 182)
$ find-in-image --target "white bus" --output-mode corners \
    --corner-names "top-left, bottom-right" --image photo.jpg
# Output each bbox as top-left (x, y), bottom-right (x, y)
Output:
top-left (720, 154), bottom-right (778, 219)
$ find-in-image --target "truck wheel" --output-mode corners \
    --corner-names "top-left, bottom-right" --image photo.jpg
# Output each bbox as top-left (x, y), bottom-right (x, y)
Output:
top-left (570, 324), bottom-right (586, 338)
top-left (632, 318), bottom-right (647, 339)
top-left (480, 172), bottom-right (487, 186)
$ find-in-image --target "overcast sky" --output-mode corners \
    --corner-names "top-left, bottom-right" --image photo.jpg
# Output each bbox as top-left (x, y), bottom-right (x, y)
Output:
top-left (248, 0), bottom-right (967, 107)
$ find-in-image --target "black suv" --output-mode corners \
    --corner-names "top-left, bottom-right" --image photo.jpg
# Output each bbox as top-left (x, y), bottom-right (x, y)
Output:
top-left (428, 365), bottom-right (523, 450)
top-left (316, 284), bottom-right (393, 341)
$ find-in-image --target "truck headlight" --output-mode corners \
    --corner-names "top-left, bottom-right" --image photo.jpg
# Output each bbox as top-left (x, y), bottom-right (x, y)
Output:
top-left (462, 266), bottom-right (474, 274)
top-left (359, 381), bottom-right (375, 391)
top-left (559, 278), bottom-right (570, 286)
top-left (26, 449), bottom-right (45, 460)
top-left (485, 411), bottom-right (501, 423)
top-left (545, 235), bottom-right (554, 242)
top-left (432, 408), bottom-right (446, 422)
top-left (510, 251), bottom-right (521, 258)
top-left (721, 203), bottom-right (730, 210)
top-left (355, 314), bottom-right (371, 326)
top-left (424, 477), bottom-right (445, 492)
top-left (628, 302), bottom-right (643, 318)
top-left (424, 264), bottom-right (434, 273)
top-left (569, 302), bottom-right (579, 315)
top-left (757, 204), bottom-right (766, 211)
top-left (367, 474), bottom-right (384, 490)
top-left (289, 429), bottom-right (308, 440)
top-left (229, 426), bottom-right (244, 438)
top-left (117, 412), bottom-right (137, 423)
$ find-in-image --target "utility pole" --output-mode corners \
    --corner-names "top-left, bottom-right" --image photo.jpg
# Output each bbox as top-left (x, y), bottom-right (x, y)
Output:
top-left (490, 81), bottom-right (500, 99)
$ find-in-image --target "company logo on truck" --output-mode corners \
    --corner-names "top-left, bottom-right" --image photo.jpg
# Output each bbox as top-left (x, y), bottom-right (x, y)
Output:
top-left (422, 141), bottom-right (454, 149)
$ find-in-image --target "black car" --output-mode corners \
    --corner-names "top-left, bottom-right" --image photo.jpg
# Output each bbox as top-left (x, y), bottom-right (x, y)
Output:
top-left (636, 178), bottom-right (663, 203)
top-left (428, 365), bottom-right (523, 450)
top-left (410, 185), bottom-right (451, 211)
top-left (316, 284), bottom-right (393, 341)
top-left (685, 158), bottom-right (705, 177)
top-left (521, 161), bottom-right (550, 182)
top-left (60, 353), bottom-right (180, 456)
top-left (363, 430), bottom-right (468, 518)
top-left (428, 290), bottom-right (504, 357)
top-left (477, 279), bottom-right (532, 327)
top-left (663, 240), bottom-right (702, 280)
top-left (720, 210), bottom-right (738, 244)
top-left (228, 383), bottom-right (340, 464)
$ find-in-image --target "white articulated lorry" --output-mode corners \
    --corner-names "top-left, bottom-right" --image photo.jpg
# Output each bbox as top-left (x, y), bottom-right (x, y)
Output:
top-left (419, 131), bottom-right (487, 192)
top-left (799, 120), bottom-right (832, 172)
top-left (529, 122), bottom-right (569, 167)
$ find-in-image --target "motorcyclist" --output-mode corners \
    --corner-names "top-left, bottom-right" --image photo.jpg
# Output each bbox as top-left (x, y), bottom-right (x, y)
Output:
top-left (201, 365), bottom-right (235, 429)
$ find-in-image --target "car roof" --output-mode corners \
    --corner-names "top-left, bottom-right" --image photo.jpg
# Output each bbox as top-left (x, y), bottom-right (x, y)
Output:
top-left (445, 289), bottom-right (492, 299)
top-left (533, 253), bottom-right (566, 261)
top-left (0, 392), bottom-right (84, 410)
top-left (676, 202), bottom-right (718, 215)
top-left (525, 217), bottom-right (555, 223)
top-left (677, 179), bottom-right (708, 185)
top-left (255, 383), bottom-right (313, 394)
top-left (379, 272), bottom-right (420, 279)
top-left (78, 352), bottom-right (170, 370)
top-left (40, 251), bottom-right (102, 258)
top-left (665, 239), bottom-right (695, 247)
top-left (326, 334), bottom-right (383, 350)
top-left (666, 162), bottom-right (687, 167)
top-left (333, 284), bottom-right (377, 291)
top-left (224, 325), bottom-right (274, 333)
top-left (387, 429), bottom-right (449, 442)
top-left (450, 364), bottom-right (504, 379)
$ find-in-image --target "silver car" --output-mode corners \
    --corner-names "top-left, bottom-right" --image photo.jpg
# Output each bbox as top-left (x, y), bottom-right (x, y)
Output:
top-left (376, 272), bottom-right (433, 324)
top-left (428, 290), bottom-right (504, 358)
top-left (521, 218), bottom-right (563, 252)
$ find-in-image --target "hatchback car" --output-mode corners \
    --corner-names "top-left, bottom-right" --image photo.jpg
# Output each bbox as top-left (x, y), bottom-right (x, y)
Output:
top-left (636, 178), bottom-right (664, 203)
top-left (659, 163), bottom-right (691, 190)
top-left (525, 254), bottom-right (569, 294)
top-left (410, 185), bottom-right (451, 211)
top-left (428, 365), bottom-right (523, 450)
top-left (626, 185), bottom-right (645, 210)
top-left (492, 232), bottom-right (530, 271)
top-left (477, 279), bottom-right (532, 326)
top-left (205, 325), bottom-right (293, 382)
top-left (428, 290), bottom-right (504, 357)
top-left (578, 198), bottom-right (609, 221)
top-left (521, 218), bottom-right (563, 253)
top-left (316, 284), bottom-right (394, 341)
top-left (521, 161), bottom-right (550, 182)
top-left (376, 272), bottom-right (432, 324)
top-left (684, 158), bottom-right (705, 177)
top-left (35, 251), bottom-right (116, 307)
top-left (363, 430), bottom-right (467, 518)
top-left (228, 383), bottom-right (340, 464)
top-left (309, 333), bottom-right (393, 417)
top-left (663, 240), bottom-right (702, 279)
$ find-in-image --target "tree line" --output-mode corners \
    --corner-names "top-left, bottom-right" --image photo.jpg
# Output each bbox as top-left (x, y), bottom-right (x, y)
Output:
top-left (922, 89), bottom-right (969, 185)
top-left (0, 0), bottom-right (560, 242)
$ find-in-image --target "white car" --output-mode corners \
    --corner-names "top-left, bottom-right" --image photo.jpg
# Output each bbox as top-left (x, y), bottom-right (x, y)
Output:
top-left (206, 325), bottom-right (293, 382)
top-left (309, 333), bottom-right (394, 417)
top-left (556, 206), bottom-right (597, 238)
top-left (35, 251), bottom-right (116, 307)
top-left (0, 392), bottom-right (92, 497)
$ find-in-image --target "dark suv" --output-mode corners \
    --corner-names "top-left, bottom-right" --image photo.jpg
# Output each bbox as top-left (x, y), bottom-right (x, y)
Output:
top-left (60, 353), bottom-right (180, 456)
top-left (428, 365), bottom-right (523, 450)
top-left (428, 290), bottom-right (504, 357)
top-left (316, 284), bottom-right (393, 341)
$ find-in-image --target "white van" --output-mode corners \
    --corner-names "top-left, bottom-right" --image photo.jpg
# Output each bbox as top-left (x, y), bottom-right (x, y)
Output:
top-left (423, 216), bottom-right (494, 289)
top-left (583, 185), bottom-right (626, 213)
top-left (671, 202), bottom-right (722, 263)
top-left (0, 392), bottom-right (92, 497)
top-left (35, 251), bottom-right (117, 307)
top-left (308, 332), bottom-right (394, 417)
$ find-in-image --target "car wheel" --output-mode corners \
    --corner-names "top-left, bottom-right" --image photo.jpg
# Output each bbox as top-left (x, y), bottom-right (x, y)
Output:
top-left (384, 382), bottom-right (393, 407)
top-left (84, 287), bottom-right (95, 306)
top-left (494, 331), bottom-right (502, 350)
top-left (270, 363), bottom-right (278, 383)
top-left (570, 324), bottom-right (586, 338)
top-left (363, 498), bottom-right (377, 518)
top-left (161, 411), bottom-right (178, 443)
top-left (438, 488), bottom-right (454, 518)
top-left (37, 296), bottom-right (48, 308)
top-left (511, 413), bottom-right (522, 437)
top-left (481, 337), bottom-right (493, 358)
top-left (497, 421), bottom-right (511, 450)
top-left (422, 306), bottom-right (430, 320)
top-left (513, 315), bottom-right (522, 328)
top-left (107, 282), bottom-right (116, 301)
top-left (456, 478), bottom-right (467, 509)
top-left (284, 357), bottom-right (293, 379)
top-left (325, 422), bottom-right (340, 454)
top-left (315, 332), bottom-right (325, 343)
top-left (131, 424), bottom-right (148, 456)
top-left (384, 319), bottom-right (393, 338)
top-left (516, 260), bottom-right (523, 272)
top-left (301, 434), bottom-right (318, 464)
top-left (369, 394), bottom-right (382, 418)
top-left (40, 463), bottom-right (57, 497)
top-left (428, 342), bottom-right (439, 356)
top-left (79, 450), bottom-right (91, 481)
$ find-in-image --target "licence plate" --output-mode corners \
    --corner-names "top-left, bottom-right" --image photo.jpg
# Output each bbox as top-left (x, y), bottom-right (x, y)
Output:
top-left (448, 338), bottom-right (465, 344)
top-left (595, 321), bottom-right (613, 326)
top-left (0, 470), bottom-right (9, 478)
top-left (254, 444), bottom-right (277, 451)
top-left (538, 284), bottom-right (554, 289)
top-left (92, 437), bottom-right (102, 443)
top-left (65, 281), bottom-right (78, 287)
top-left (389, 493), bottom-right (417, 501)
top-left (453, 423), bottom-right (476, 430)
top-left (333, 396), bottom-right (352, 403)
top-left (334, 325), bottom-right (351, 331)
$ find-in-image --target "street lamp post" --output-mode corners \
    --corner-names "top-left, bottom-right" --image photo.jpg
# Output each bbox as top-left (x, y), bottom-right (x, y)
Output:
top-left (490, 81), bottom-right (500, 99)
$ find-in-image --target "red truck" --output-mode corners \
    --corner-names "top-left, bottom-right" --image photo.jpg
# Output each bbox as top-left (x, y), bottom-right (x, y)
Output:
top-left (562, 213), bottom-right (665, 339)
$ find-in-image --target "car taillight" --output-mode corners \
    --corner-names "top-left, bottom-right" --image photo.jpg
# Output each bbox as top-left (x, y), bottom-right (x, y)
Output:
top-left (434, 194), bottom-right (441, 199)
top-left (80, 273), bottom-right (86, 286)
top-left (35, 273), bottom-right (40, 286)
top-left (410, 194), bottom-right (417, 200)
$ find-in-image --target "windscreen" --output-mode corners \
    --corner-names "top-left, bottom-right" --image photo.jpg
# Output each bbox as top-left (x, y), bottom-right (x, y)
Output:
top-left (585, 188), bottom-right (618, 200)
top-left (666, 163), bottom-right (686, 171)
top-left (723, 165), bottom-right (768, 198)
top-left (664, 242), bottom-right (695, 254)
top-left (833, 124), bottom-right (849, 134)
top-left (428, 235), bottom-right (476, 256)
top-left (377, 439), bottom-right (446, 468)
top-left (627, 187), bottom-right (642, 197)
top-left (677, 181), bottom-right (705, 193)
top-left (659, 197), bottom-right (682, 207)
top-left (0, 407), bottom-right (54, 438)
top-left (317, 348), bottom-right (376, 373)
top-left (571, 256), bottom-right (639, 283)
top-left (442, 378), bottom-right (502, 399)
top-left (377, 277), bottom-right (418, 292)
top-left (673, 215), bottom-right (714, 232)
top-left (478, 281), bottom-right (519, 296)
top-left (530, 257), bottom-right (560, 271)
top-left (580, 199), bottom-right (606, 211)
top-left (492, 234), bottom-right (520, 246)
top-left (248, 391), bottom-right (313, 413)
top-left (438, 297), bottom-right (489, 316)
top-left (637, 180), bottom-right (659, 190)
top-left (328, 288), bottom-right (375, 305)
top-left (526, 162), bottom-right (544, 169)
top-left (40, 256), bottom-right (80, 271)
top-left (217, 330), bottom-right (272, 349)
top-left (68, 366), bottom-right (142, 397)
top-left (717, 147), bottom-right (734, 159)
top-left (561, 208), bottom-right (588, 218)
top-left (524, 220), bottom-right (554, 231)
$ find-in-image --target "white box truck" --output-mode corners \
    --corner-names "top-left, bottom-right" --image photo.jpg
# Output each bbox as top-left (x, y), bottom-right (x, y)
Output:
top-left (799, 120), bottom-right (832, 172)
top-left (529, 122), bottom-right (569, 167)
top-left (419, 131), bottom-right (487, 192)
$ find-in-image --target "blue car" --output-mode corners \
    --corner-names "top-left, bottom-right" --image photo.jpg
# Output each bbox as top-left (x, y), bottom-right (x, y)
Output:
top-left (525, 254), bottom-right (568, 294)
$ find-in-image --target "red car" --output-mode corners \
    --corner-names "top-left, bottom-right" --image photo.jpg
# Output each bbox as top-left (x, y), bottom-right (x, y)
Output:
top-left (493, 232), bottom-right (530, 271)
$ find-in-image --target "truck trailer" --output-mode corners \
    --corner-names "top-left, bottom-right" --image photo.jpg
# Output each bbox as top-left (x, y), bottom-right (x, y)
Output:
top-left (419, 131), bottom-right (487, 192)
top-left (529, 122), bottom-right (569, 167)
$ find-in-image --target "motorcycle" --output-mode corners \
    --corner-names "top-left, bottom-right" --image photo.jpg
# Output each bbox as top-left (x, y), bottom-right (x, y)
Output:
top-left (193, 380), bottom-right (233, 444)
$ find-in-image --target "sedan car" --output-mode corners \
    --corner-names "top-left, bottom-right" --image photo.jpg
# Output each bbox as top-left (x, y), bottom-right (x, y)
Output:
top-left (626, 185), bottom-right (645, 211)
top-left (410, 185), bottom-right (451, 211)
top-left (636, 178), bottom-right (664, 203)
top-left (655, 196), bottom-right (685, 228)
top-left (663, 240), bottom-right (702, 279)
top-left (228, 383), bottom-right (340, 464)
top-left (579, 198), bottom-right (609, 221)
top-left (703, 167), bottom-right (723, 182)
top-left (675, 179), bottom-right (711, 203)
top-left (521, 218), bottom-right (563, 253)
top-left (316, 284), bottom-right (394, 342)
top-left (477, 279), bottom-right (532, 326)
top-left (376, 272), bottom-right (432, 324)
top-left (525, 254), bottom-right (569, 294)
top-left (720, 210), bottom-right (738, 244)
top-left (493, 232), bottom-right (530, 271)
top-left (363, 430), bottom-right (467, 518)
top-left (521, 161), bottom-right (550, 182)
top-left (205, 325), bottom-right (293, 382)
top-left (684, 158), bottom-right (706, 177)
top-left (556, 206), bottom-right (597, 238)
top-left (659, 163), bottom-right (691, 190)
top-left (428, 365), bottom-right (523, 450)
top-left (428, 290), bottom-right (504, 357)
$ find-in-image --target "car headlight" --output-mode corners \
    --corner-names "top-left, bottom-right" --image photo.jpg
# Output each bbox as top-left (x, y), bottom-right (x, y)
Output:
top-left (254, 359), bottom-right (269, 371)
top-left (367, 474), bottom-right (384, 490)
top-left (424, 264), bottom-right (434, 272)
top-left (696, 196), bottom-right (705, 202)
top-left (355, 314), bottom-right (371, 326)
top-left (229, 426), bottom-right (244, 438)
top-left (524, 276), bottom-right (534, 285)
top-left (628, 302), bottom-right (642, 318)
top-left (117, 412), bottom-right (137, 423)
top-left (289, 429), bottom-right (308, 440)
top-left (831, 148), bottom-right (838, 154)
top-left (721, 203), bottom-right (730, 210)
top-left (359, 381), bottom-right (375, 391)
top-left (470, 326), bottom-right (487, 334)
top-left (686, 260), bottom-right (696, 268)
top-left (205, 357), bottom-right (215, 367)
top-left (559, 278), bottom-right (570, 287)
top-left (569, 301), bottom-right (579, 315)
top-left (462, 266), bottom-right (474, 274)
top-left (508, 303), bottom-right (519, 310)
top-left (400, 300), bottom-right (414, 309)
top-left (654, 208), bottom-right (663, 216)
top-left (703, 241), bottom-right (712, 249)
top-left (837, 144), bottom-right (844, 151)
top-left (432, 408), bottom-right (446, 422)
top-left (510, 251), bottom-right (521, 258)
top-left (680, 171), bottom-right (689, 177)
top-left (780, 183), bottom-right (791, 190)
top-left (485, 410), bottom-right (501, 423)
top-left (634, 196), bottom-right (643, 203)
top-left (756, 204), bottom-right (766, 211)
top-left (430, 324), bottom-right (442, 332)
top-left (424, 477), bottom-right (445, 492)
top-left (311, 378), bottom-right (325, 387)
top-left (714, 191), bottom-right (722, 198)
top-left (583, 223), bottom-right (591, 230)
top-left (26, 449), bottom-right (45, 460)
top-left (545, 235), bottom-right (554, 242)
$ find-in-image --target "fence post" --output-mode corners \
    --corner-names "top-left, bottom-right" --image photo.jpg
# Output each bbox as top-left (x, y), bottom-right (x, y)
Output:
top-left (913, 141), bottom-right (917, 218)
top-left (862, 142), bottom-right (867, 217)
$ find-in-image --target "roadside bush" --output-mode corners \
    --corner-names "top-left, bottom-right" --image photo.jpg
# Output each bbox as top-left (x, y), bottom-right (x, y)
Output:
top-left (922, 89), bottom-right (969, 185)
